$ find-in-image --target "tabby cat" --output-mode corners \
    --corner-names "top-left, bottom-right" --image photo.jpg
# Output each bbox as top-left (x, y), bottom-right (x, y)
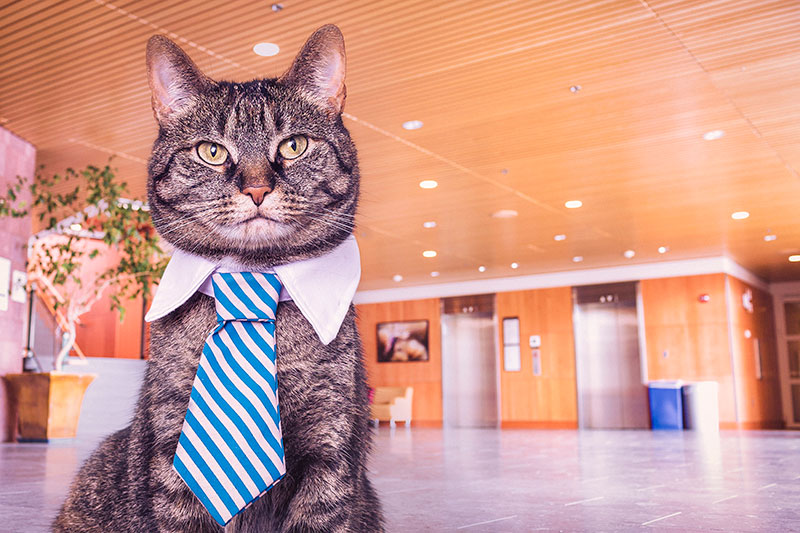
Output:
top-left (54, 25), bottom-right (383, 532)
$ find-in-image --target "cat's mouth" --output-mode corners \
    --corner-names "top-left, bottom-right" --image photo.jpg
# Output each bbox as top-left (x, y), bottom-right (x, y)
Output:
top-left (216, 214), bottom-right (293, 246)
top-left (239, 214), bottom-right (283, 225)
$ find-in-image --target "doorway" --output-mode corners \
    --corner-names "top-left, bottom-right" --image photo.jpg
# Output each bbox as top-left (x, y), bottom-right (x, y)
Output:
top-left (776, 297), bottom-right (800, 428)
top-left (441, 295), bottom-right (499, 428)
top-left (573, 282), bottom-right (649, 429)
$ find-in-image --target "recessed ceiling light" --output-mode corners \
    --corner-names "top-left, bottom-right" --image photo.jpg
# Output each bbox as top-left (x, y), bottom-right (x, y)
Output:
top-left (271, 3), bottom-right (284, 11)
top-left (658, 246), bottom-right (669, 254)
top-left (419, 180), bottom-right (438, 189)
top-left (565, 200), bottom-right (583, 209)
top-left (430, 271), bottom-right (440, 277)
top-left (731, 211), bottom-right (750, 220)
top-left (703, 129), bottom-right (725, 141)
top-left (492, 209), bottom-right (518, 218)
top-left (69, 223), bottom-right (82, 231)
top-left (624, 249), bottom-right (636, 259)
top-left (478, 265), bottom-right (486, 272)
top-left (402, 120), bottom-right (424, 130)
top-left (554, 234), bottom-right (567, 241)
top-left (423, 221), bottom-right (437, 228)
top-left (392, 274), bottom-right (403, 282)
top-left (510, 262), bottom-right (519, 269)
top-left (422, 250), bottom-right (437, 258)
top-left (253, 42), bottom-right (280, 57)
top-left (764, 234), bottom-right (777, 242)
top-left (572, 255), bottom-right (584, 263)
top-left (789, 255), bottom-right (800, 263)
top-left (570, 85), bottom-right (582, 93)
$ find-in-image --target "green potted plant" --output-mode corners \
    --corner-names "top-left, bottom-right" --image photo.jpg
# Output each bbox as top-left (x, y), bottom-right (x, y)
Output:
top-left (1, 161), bottom-right (167, 440)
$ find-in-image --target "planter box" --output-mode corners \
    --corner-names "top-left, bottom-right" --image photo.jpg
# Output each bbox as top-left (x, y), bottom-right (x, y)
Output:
top-left (4, 372), bottom-right (96, 441)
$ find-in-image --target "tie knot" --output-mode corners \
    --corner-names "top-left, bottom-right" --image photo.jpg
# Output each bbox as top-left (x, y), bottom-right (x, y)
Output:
top-left (211, 272), bottom-right (282, 322)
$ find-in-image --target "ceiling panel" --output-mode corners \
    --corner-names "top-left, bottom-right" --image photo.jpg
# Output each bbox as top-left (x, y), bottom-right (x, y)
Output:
top-left (1, 0), bottom-right (799, 289)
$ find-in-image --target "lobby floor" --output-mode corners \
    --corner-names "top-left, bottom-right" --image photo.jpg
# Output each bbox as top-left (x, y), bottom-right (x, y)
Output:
top-left (1, 427), bottom-right (799, 532)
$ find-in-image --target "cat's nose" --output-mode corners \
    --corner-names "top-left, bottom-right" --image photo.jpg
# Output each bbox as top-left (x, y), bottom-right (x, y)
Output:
top-left (242, 186), bottom-right (271, 206)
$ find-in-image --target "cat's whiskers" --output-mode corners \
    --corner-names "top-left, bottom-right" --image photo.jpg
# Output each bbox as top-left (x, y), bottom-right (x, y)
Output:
top-left (156, 210), bottom-right (228, 256)
top-left (302, 204), bottom-right (357, 223)
top-left (155, 218), bottom-right (197, 234)
top-left (298, 210), bottom-right (354, 228)
top-left (156, 205), bottom-right (225, 232)
top-left (271, 204), bottom-right (352, 230)
top-left (313, 202), bottom-right (363, 222)
top-left (293, 216), bottom-right (354, 235)
top-left (290, 208), bottom-right (356, 233)
top-left (170, 201), bottom-right (223, 211)
top-left (159, 227), bottom-right (203, 254)
top-left (288, 202), bottom-right (355, 222)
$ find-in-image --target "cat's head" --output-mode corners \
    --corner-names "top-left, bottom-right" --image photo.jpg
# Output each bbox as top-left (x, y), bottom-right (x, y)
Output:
top-left (145, 25), bottom-right (357, 267)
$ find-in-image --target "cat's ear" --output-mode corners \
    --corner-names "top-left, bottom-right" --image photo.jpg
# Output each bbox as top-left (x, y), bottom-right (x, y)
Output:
top-left (279, 24), bottom-right (347, 114)
top-left (146, 35), bottom-right (211, 123)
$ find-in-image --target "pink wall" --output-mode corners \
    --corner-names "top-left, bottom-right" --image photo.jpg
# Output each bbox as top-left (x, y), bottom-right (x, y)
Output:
top-left (0, 127), bottom-right (36, 442)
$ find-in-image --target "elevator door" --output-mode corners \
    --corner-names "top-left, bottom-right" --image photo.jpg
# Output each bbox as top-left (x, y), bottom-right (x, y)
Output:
top-left (574, 283), bottom-right (648, 429)
top-left (441, 312), bottom-right (499, 428)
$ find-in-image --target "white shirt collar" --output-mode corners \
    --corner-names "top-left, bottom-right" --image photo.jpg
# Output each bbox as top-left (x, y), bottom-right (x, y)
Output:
top-left (145, 235), bottom-right (360, 345)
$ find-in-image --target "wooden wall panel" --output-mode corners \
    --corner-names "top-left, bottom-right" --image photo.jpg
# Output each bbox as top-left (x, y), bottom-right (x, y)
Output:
top-left (356, 298), bottom-right (442, 424)
top-left (640, 274), bottom-right (729, 328)
top-left (72, 240), bottom-right (145, 359)
top-left (640, 274), bottom-right (737, 423)
top-left (76, 292), bottom-right (117, 357)
top-left (727, 276), bottom-right (783, 427)
top-left (495, 287), bottom-right (577, 427)
top-left (113, 296), bottom-right (145, 359)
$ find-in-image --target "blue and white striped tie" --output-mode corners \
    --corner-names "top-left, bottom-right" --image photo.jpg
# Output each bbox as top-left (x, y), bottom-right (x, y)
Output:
top-left (173, 272), bottom-right (285, 526)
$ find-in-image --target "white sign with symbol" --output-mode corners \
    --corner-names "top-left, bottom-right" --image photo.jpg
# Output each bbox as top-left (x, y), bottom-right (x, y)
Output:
top-left (11, 270), bottom-right (27, 303)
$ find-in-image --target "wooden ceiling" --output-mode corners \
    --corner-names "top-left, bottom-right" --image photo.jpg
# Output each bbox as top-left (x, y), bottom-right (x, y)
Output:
top-left (2, 0), bottom-right (800, 290)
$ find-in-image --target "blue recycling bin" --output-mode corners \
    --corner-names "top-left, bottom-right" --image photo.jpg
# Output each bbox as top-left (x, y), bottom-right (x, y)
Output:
top-left (648, 381), bottom-right (684, 430)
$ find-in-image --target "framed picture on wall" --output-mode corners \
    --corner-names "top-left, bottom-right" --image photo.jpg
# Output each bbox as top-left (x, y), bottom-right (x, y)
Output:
top-left (376, 320), bottom-right (430, 363)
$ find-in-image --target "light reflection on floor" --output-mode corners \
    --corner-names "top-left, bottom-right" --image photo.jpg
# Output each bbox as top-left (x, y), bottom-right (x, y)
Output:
top-left (3, 425), bottom-right (799, 532)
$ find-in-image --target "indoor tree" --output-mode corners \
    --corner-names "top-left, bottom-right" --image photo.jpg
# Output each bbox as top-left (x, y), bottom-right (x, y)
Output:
top-left (0, 160), bottom-right (168, 371)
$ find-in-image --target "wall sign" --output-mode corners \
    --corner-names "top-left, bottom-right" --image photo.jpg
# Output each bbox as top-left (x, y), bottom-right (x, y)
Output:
top-left (502, 317), bottom-right (521, 372)
top-left (502, 317), bottom-right (520, 345)
top-left (11, 270), bottom-right (27, 304)
top-left (503, 346), bottom-right (521, 372)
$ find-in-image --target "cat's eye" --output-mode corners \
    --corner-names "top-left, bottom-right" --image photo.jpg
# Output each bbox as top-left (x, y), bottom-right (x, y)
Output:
top-left (196, 142), bottom-right (229, 165)
top-left (277, 135), bottom-right (308, 160)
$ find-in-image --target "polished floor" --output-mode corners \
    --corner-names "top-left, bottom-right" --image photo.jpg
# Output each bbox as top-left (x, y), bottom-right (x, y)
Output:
top-left (2, 360), bottom-right (799, 531)
top-left (2, 427), bottom-right (800, 532)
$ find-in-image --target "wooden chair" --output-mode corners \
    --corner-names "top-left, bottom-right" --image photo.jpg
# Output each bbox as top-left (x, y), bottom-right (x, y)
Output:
top-left (370, 386), bottom-right (413, 428)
